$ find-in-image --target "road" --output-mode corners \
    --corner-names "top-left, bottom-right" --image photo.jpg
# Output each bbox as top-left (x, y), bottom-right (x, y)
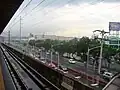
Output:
top-left (43, 52), bottom-right (98, 75)
top-left (36, 51), bottom-right (106, 84)
top-left (10, 43), bottom-right (107, 84)
top-left (7, 43), bottom-right (105, 89)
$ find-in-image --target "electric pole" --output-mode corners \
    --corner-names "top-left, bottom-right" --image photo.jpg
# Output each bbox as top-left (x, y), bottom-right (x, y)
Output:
top-left (93, 30), bottom-right (109, 85)
top-left (93, 30), bottom-right (109, 74)
top-left (8, 31), bottom-right (10, 44)
top-left (20, 16), bottom-right (22, 44)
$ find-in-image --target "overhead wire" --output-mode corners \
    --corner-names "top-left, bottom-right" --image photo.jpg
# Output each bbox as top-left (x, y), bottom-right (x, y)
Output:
top-left (29, 0), bottom-right (104, 28)
top-left (9, 0), bottom-right (101, 29)
top-left (5, 0), bottom-right (33, 31)
top-left (8, 0), bottom-right (120, 32)
top-left (30, 0), bottom-right (120, 28)
top-left (22, 0), bottom-right (58, 22)
top-left (8, 0), bottom-right (46, 30)
top-left (22, 0), bottom-right (46, 19)
top-left (25, 0), bottom-right (75, 28)
top-left (7, 0), bottom-right (106, 30)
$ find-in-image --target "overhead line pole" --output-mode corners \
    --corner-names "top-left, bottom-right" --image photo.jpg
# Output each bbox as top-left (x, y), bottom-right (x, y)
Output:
top-left (93, 30), bottom-right (109, 85)
top-left (8, 31), bottom-right (10, 44)
top-left (20, 16), bottom-right (22, 44)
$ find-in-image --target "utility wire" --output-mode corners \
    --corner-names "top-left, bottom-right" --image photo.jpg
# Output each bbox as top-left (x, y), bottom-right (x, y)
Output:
top-left (9, 0), bottom-right (46, 29)
top-left (9, 0), bottom-right (100, 28)
top-left (6, 0), bottom-right (33, 30)
top-left (9, 0), bottom-right (120, 30)
top-left (31, 0), bottom-right (120, 28)
top-left (22, 0), bottom-right (46, 19)
top-left (22, 0), bottom-right (56, 21)
top-left (28, 0), bottom-right (103, 28)
top-left (24, 0), bottom-right (74, 26)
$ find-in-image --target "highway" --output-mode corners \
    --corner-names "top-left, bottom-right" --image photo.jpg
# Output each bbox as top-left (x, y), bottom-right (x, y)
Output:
top-left (42, 52), bottom-right (107, 84)
top-left (10, 43), bottom-right (107, 87)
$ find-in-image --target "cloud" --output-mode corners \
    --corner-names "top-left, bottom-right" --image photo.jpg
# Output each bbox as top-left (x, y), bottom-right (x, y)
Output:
top-left (3, 0), bottom-right (120, 38)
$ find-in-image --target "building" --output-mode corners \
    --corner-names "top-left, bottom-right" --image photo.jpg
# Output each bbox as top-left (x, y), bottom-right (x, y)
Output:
top-left (106, 22), bottom-right (120, 49)
top-left (35, 35), bottom-right (75, 41)
top-left (108, 36), bottom-right (120, 48)
top-left (0, 36), bottom-right (4, 43)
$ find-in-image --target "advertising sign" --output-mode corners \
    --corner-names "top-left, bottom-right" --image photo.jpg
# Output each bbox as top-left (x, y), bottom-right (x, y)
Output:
top-left (109, 22), bottom-right (120, 31)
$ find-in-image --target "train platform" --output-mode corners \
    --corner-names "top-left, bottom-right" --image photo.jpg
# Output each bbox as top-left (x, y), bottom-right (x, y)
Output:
top-left (0, 65), bottom-right (5, 90)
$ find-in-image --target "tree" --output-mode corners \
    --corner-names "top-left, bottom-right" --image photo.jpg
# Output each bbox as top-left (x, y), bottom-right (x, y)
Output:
top-left (103, 45), bottom-right (116, 70)
top-left (77, 37), bottom-right (90, 54)
top-left (35, 40), bottom-right (44, 47)
top-left (28, 40), bottom-right (35, 46)
top-left (76, 37), bottom-right (90, 61)
top-left (43, 39), bottom-right (52, 51)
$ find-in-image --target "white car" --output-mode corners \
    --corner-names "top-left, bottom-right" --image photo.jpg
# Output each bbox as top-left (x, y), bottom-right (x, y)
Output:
top-left (35, 57), bottom-right (39, 60)
top-left (69, 59), bottom-right (76, 64)
top-left (40, 57), bottom-right (45, 60)
top-left (103, 72), bottom-right (113, 80)
top-left (41, 60), bottom-right (46, 64)
top-left (48, 63), bottom-right (56, 68)
top-left (46, 52), bottom-right (50, 55)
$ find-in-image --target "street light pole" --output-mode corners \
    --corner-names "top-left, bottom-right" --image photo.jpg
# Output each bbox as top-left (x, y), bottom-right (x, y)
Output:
top-left (45, 52), bottom-right (47, 62)
top-left (98, 34), bottom-right (103, 74)
top-left (50, 45), bottom-right (53, 64)
top-left (50, 43), bottom-right (62, 65)
top-left (86, 46), bottom-right (101, 81)
top-left (86, 46), bottom-right (101, 70)
top-left (93, 30), bottom-right (109, 85)
top-left (57, 52), bottom-right (60, 69)
top-left (93, 30), bottom-right (109, 74)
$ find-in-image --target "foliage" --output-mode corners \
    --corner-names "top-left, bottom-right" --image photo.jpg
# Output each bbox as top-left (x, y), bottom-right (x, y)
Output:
top-left (28, 37), bottom-right (117, 63)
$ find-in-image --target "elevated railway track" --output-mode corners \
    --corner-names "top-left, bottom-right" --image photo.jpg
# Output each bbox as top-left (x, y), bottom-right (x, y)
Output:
top-left (1, 43), bottom-right (99, 90)
top-left (0, 45), bottom-right (59, 90)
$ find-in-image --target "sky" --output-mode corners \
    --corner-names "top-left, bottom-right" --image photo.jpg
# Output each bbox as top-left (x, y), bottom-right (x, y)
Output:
top-left (2, 0), bottom-right (120, 38)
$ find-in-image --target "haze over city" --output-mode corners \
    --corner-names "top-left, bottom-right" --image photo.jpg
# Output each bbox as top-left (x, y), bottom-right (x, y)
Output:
top-left (2, 0), bottom-right (120, 37)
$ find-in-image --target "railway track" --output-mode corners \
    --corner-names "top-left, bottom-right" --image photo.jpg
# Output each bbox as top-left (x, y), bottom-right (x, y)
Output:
top-left (0, 45), bottom-right (59, 90)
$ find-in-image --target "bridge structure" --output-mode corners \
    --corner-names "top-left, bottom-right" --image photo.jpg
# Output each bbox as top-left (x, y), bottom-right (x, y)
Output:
top-left (0, 43), bottom-right (105, 90)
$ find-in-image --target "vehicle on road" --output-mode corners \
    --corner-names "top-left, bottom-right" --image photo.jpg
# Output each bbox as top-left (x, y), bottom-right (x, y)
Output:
top-left (100, 68), bottom-right (107, 74)
top-left (46, 52), bottom-right (50, 55)
top-left (48, 63), bottom-right (56, 68)
top-left (59, 65), bottom-right (68, 71)
top-left (41, 60), bottom-right (46, 64)
top-left (35, 57), bottom-right (39, 60)
top-left (69, 59), bottom-right (76, 64)
top-left (103, 72), bottom-right (113, 80)
top-left (59, 65), bottom-right (68, 73)
top-left (40, 57), bottom-right (45, 60)
top-left (74, 76), bottom-right (81, 79)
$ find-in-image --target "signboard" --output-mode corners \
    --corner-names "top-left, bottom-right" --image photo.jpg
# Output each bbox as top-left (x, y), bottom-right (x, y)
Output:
top-left (109, 22), bottom-right (120, 31)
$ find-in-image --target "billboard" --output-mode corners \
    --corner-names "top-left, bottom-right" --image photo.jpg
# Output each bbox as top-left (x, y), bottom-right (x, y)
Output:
top-left (109, 22), bottom-right (120, 31)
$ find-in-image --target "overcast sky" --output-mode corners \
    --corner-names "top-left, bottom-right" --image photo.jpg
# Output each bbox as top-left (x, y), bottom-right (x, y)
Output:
top-left (2, 0), bottom-right (120, 37)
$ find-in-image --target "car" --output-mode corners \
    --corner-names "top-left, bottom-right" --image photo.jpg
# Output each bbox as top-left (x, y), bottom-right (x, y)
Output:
top-left (35, 57), bottom-right (39, 60)
top-left (48, 63), bottom-right (56, 68)
top-left (46, 52), bottom-right (50, 55)
top-left (69, 59), bottom-right (76, 64)
top-left (41, 60), bottom-right (46, 63)
top-left (40, 57), bottom-right (45, 60)
top-left (59, 65), bottom-right (68, 71)
top-left (100, 68), bottom-right (107, 74)
top-left (59, 65), bottom-right (68, 73)
top-left (75, 76), bottom-right (81, 79)
top-left (103, 72), bottom-right (113, 80)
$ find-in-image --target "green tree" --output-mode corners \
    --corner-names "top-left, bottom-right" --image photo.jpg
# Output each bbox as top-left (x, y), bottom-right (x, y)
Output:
top-left (103, 45), bottom-right (116, 69)
top-left (28, 40), bottom-right (35, 46)
top-left (43, 39), bottom-right (52, 51)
